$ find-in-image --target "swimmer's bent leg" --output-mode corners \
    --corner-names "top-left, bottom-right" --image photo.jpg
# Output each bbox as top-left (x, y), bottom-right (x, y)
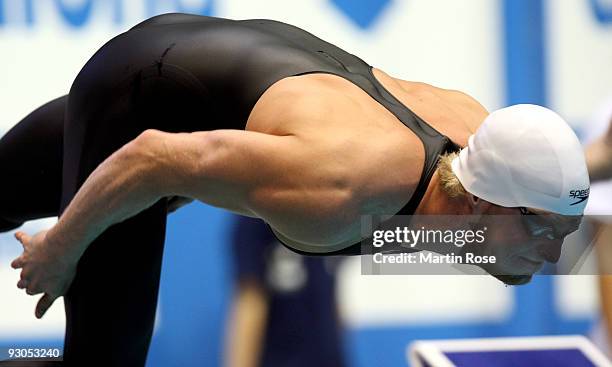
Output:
top-left (61, 203), bottom-right (167, 366)
top-left (60, 90), bottom-right (169, 365)
top-left (60, 26), bottom-right (225, 365)
top-left (0, 96), bottom-right (65, 232)
top-left (60, 76), bottom-right (165, 367)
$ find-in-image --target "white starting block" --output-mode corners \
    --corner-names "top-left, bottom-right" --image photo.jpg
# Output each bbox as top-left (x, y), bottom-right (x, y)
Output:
top-left (408, 335), bottom-right (611, 367)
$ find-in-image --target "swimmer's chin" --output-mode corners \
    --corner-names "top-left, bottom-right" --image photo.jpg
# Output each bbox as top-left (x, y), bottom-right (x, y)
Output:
top-left (491, 273), bottom-right (533, 286)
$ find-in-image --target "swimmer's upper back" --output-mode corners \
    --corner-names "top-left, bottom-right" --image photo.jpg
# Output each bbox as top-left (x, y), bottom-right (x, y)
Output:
top-left (244, 68), bottom-right (488, 248)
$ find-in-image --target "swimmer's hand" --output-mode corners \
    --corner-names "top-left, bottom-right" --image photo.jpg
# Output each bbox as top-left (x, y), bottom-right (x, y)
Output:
top-left (11, 230), bottom-right (77, 319)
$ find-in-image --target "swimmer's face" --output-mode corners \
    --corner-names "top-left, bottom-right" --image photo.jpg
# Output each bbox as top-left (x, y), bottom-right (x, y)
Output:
top-left (472, 205), bottom-right (581, 285)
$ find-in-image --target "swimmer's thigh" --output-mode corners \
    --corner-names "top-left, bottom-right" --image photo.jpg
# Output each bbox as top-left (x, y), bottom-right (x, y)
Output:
top-left (60, 28), bottom-right (227, 366)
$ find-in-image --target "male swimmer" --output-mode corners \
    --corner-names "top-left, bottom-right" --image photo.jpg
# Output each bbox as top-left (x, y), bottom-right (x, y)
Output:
top-left (2, 13), bottom-right (589, 365)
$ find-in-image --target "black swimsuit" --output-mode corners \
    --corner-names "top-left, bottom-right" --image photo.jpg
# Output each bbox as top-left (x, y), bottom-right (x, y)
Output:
top-left (0, 13), bottom-right (459, 365)
top-left (128, 14), bottom-right (461, 255)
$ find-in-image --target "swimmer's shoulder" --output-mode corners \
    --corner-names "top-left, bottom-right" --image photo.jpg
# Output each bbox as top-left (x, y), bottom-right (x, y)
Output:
top-left (372, 68), bottom-right (489, 137)
top-left (381, 72), bottom-right (487, 112)
top-left (390, 74), bottom-right (489, 117)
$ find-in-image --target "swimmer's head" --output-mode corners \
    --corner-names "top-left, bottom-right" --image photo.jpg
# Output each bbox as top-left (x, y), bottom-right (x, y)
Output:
top-left (437, 104), bottom-right (589, 284)
top-left (449, 104), bottom-right (590, 215)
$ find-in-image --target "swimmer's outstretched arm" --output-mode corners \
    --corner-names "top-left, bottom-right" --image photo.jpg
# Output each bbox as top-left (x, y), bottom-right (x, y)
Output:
top-left (12, 128), bottom-right (332, 317)
top-left (51, 129), bottom-right (308, 255)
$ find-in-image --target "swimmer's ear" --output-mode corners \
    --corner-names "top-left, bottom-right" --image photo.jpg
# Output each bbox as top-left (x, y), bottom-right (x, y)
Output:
top-left (466, 194), bottom-right (492, 214)
top-left (469, 194), bottom-right (479, 205)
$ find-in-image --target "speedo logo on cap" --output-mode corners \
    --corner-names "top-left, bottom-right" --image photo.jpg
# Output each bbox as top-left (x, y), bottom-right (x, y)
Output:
top-left (569, 188), bottom-right (590, 206)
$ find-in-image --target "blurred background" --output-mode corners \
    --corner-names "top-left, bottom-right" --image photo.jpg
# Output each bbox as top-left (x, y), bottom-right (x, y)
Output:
top-left (0, 0), bottom-right (611, 366)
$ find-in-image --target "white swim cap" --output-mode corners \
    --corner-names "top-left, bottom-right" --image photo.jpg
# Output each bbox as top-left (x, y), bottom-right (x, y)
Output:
top-left (451, 104), bottom-right (590, 215)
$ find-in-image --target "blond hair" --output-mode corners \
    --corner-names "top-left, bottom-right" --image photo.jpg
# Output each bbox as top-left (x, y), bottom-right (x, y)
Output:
top-left (437, 152), bottom-right (467, 198)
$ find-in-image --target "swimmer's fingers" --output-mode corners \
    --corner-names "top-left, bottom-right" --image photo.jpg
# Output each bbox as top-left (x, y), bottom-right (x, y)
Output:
top-left (35, 293), bottom-right (58, 319)
top-left (14, 231), bottom-right (31, 249)
top-left (11, 256), bottom-right (25, 269)
top-left (33, 263), bottom-right (76, 318)
top-left (26, 286), bottom-right (43, 296)
top-left (11, 232), bottom-right (31, 269)
top-left (17, 279), bottom-right (28, 289)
